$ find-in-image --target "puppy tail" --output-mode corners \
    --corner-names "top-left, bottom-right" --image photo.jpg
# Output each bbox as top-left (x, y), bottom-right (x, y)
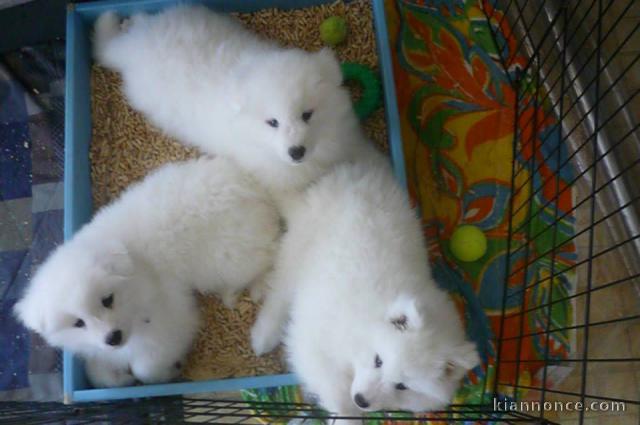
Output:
top-left (93, 11), bottom-right (122, 67)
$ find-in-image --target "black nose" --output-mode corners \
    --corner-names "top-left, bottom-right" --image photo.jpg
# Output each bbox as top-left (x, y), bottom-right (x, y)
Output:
top-left (288, 145), bottom-right (306, 161)
top-left (105, 330), bottom-right (123, 346)
top-left (354, 393), bottom-right (370, 409)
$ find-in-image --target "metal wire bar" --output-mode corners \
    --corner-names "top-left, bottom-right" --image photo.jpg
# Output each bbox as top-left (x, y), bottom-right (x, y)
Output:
top-left (492, 62), bottom-right (525, 400)
top-left (0, 400), bottom-right (544, 424)
top-left (511, 0), bottom-right (634, 150)
top-left (508, 154), bottom-right (640, 276)
top-left (537, 6), bottom-right (568, 418)
top-left (506, 190), bottom-right (640, 283)
top-left (510, 0), bottom-right (630, 139)
top-left (498, 314), bottom-right (640, 343)
top-left (506, 232), bottom-right (640, 300)
top-left (566, 6), bottom-right (597, 413)
top-left (512, 49), bottom-right (542, 402)
top-left (498, 384), bottom-right (640, 406)
top-left (512, 100), bottom-right (639, 221)
top-left (511, 79), bottom-right (640, 203)
top-left (516, 271), bottom-right (640, 318)
top-left (500, 357), bottom-right (640, 364)
top-left (497, 0), bottom-right (521, 49)
top-left (508, 0), bottom-right (553, 69)
top-left (509, 145), bottom-right (640, 257)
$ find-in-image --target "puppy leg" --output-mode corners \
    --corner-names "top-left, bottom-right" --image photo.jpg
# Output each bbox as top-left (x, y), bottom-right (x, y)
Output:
top-left (84, 356), bottom-right (136, 388)
top-left (249, 282), bottom-right (265, 303)
top-left (131, 357), bottom-right (182, 385)
top-left (317, 382), bottom-right (362, 425)
top-left (251, 279), bottom-right (292, 355)
top-left (220, 290), bottom-right (239, 309)
top-left (249, 270), bottom-right (272, 303)
top-left (129, 341), bottom-right (186, 385)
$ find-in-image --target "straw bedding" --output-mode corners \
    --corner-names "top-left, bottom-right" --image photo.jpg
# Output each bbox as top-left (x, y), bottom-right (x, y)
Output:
top-left (90, 0), bottom-right (388, 382)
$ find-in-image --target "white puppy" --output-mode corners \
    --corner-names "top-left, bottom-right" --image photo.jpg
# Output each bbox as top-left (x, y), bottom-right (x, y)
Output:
top-left (251, 153), bottom-right (479, 420)
top-left (93, 5), bottom-right (373, 210)
top-left (15, 156), bottom-right (280, 387)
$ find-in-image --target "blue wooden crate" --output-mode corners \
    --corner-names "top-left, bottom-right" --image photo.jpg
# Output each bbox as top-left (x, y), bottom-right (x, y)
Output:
top-left (64, 0), bottom-right (405, 403)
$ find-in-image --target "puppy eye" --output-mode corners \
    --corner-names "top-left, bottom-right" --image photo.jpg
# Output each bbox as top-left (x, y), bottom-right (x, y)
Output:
top-left (301, 110), bottom-right (314, 122)
top-left (74, 319), bottom-right (85, 328)
top-left (395, 383), bottom-right (408, 391)
top-left (375, 354), bottom-right (383, 368)
top-left (266, 118), bottom-right (279, 128)
top-left (101, 293), bottom-right (114, 309)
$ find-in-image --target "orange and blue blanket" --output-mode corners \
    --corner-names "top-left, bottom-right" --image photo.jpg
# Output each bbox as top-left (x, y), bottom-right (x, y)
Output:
top-left (387, 0), bottom-right (576, 403)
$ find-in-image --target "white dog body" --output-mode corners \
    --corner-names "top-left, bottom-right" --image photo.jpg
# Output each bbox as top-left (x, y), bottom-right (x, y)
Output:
top-left (15, 156), bottom-right (280, 387)
top-left (251, 154), bottom-right (479, 419)
top-left (86, 156), bottom-right (281, 301)
top-left (94, 6), bottom-right (373, 211)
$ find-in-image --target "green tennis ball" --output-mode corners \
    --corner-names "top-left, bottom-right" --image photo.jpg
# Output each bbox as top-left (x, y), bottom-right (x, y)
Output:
top-left (450, 225), bottom-right (488, 262)
top-left (320, 16), bottom-right (347, 46)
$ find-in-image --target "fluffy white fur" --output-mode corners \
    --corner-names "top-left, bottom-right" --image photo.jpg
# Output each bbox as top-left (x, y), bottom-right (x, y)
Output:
top-left (14, 156), bottom-right (280, 387)
top-left (251, 153), bottom-right (479, 420)
top-left (93, 5), bottom-right (373, 211)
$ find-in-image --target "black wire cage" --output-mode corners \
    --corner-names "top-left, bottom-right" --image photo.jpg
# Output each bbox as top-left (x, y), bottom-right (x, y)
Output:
top-left (2, 0), bottom-right (640, 423)
top-left (485, 0), bottom-right (640, 423)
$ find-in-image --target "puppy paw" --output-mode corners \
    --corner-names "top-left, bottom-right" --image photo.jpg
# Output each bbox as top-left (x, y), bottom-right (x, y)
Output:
top-left (84, 358), bottom-right (136, 388)
top-left (250, 317), bottom-right (281, 356)
top-left (130, 355), bottom-right (184, 385)
top-left (221, 290), bottom-right (239, 309)
top-left (249, 281), bottom-right (266, 303)
top-left (132, 363), bottom-right (181, 385)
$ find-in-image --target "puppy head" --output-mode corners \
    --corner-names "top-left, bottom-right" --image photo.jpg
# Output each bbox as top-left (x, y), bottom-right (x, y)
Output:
top-left (349, 294), bottom-right (479, 413)
top-left (227, 47), bottom-right (352, 165)
top-left (14, 239), bottom-right (145, 356)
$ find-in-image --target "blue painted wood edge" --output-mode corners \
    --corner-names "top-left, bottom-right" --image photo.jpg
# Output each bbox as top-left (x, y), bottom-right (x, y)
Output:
top-left (372, 0), bottom-right (408, 190)
top-left (63, 4), bottom-right (89, 403)
top-left (73, 0), bottom-right (340, 19)
top-left (72, 373), bottom-right (298, 402)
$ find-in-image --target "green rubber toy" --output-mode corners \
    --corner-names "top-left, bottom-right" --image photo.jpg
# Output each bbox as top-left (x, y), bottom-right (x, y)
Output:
top-left (341, 62), bottom-right (382, 120)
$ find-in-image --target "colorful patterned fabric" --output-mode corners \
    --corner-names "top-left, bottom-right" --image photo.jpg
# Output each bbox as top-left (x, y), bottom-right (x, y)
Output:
top-left (243, 1), bottom-right (576, 420)
top-left (387, 0), bottom-right (576, 403)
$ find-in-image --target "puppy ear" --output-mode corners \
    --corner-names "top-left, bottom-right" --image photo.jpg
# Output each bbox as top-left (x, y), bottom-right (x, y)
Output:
top-left (444, 341), bottom-right (480, 377)
top-left (314, 48), bottom-right (343, 86)
top-left (386, 294), bottom-right (423, 332)
top-left (13, 293), bottom-right (48, 335)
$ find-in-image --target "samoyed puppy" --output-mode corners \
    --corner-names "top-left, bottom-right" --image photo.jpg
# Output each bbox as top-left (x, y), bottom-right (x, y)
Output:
top-left (251, 153), bottom-right (479, 420)
top-left (14, 156), bottom-right (280, 387)
top-left (93, 5), bottom-right (373, 210)
top-left (16, 240), bottom-right (197, 388)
